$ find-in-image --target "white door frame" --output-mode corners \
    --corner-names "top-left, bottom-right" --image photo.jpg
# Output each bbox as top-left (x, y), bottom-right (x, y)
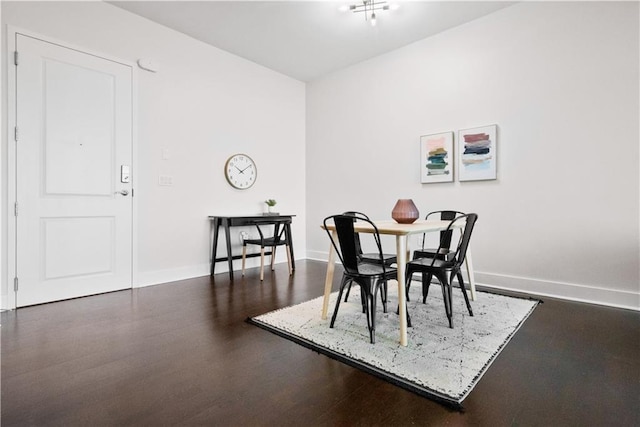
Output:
top-left (5, 26), bottom-right (139, 310)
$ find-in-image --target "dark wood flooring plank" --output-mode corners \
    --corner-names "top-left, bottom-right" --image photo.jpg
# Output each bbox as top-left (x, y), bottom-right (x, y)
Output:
top-left (2, 260), bottom-right (639, 426)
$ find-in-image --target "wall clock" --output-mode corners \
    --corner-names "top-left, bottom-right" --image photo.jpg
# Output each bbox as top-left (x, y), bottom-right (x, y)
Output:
top-left (224, 153), bottom-right (257, 189)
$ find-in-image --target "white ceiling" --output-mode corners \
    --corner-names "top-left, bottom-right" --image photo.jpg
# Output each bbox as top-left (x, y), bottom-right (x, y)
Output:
top-left (110, 1), bottom-right (515, 82)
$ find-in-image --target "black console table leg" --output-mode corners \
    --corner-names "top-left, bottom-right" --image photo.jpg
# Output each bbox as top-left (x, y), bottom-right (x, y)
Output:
top-left (211, 218), bottom-right (221, 276)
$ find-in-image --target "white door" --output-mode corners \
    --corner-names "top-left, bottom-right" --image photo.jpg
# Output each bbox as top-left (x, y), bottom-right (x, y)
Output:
top-left (14, 34), bottom-right (133, 307)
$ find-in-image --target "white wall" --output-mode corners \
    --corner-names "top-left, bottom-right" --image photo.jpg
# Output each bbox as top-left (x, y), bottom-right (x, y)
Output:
top-left (1, 1), bottom-right (306, 306)
top-left (306, 2), bottom-right (640, 310)
top-left (2, 2), bottom-right (638, 311)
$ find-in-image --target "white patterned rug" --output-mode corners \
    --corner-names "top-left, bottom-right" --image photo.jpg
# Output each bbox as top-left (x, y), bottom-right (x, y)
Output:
top-left (249, 282), bottom-right (539, 408)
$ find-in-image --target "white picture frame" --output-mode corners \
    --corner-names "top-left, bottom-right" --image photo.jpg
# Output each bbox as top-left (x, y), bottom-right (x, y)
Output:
top-left (420, 131), bottom-right (454, 184)
top-left (457, 125), bottom-right (497, 181)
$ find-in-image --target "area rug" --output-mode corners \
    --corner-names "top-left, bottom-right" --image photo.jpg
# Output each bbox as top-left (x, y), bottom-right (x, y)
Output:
top-left (248, 283), bottom-right (539, 409)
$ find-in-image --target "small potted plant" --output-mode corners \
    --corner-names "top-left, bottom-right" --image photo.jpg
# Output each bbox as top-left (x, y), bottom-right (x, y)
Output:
top-left (265, 199), bottom-right (277, 214)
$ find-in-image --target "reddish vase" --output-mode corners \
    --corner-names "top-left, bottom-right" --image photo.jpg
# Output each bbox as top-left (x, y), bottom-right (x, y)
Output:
top-left (391, 199), bottom-right (419, 224)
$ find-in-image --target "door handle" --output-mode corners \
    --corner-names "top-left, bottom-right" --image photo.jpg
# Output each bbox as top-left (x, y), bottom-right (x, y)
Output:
top-left (115, 190), bottom-right (129, 196)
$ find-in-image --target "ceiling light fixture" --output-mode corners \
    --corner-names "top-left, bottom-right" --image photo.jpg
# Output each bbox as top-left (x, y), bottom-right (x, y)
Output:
top-left (344, 0), bottom-right (397, 26)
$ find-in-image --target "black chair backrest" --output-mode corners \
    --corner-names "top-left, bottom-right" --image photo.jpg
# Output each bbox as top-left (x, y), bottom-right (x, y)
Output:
top-left (434, 213), bottom-right (478, 268)
top-left (323, 213), bottom-right (386, 275)
top-left (341, 211), bottom-right (370, 257)
top-left (251, 218), bottom-right (290, 243)
top-left (423, 210), bottom-right (466, 250)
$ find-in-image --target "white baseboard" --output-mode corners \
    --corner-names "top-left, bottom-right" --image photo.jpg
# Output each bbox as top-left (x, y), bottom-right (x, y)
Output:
top-left (135, 256), bottom-right (292, 289)
top-left (136, 263), bottom-right (211, 288)
top-left (305, 251), bottom-right (640, 311)
top-left (306, 251), bottom-right (330, 262)
top-left (471, 271), bottom-right (639, 311)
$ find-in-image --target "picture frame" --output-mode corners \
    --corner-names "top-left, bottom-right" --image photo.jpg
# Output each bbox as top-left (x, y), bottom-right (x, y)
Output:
top-left (420, 131), bottom-right (454, 183)
top-left (457, 125), bottom-right (497, 181)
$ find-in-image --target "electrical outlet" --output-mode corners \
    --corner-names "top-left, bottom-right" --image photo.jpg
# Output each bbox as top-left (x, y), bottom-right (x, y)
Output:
top-left (239, 231), bottom-right (249, 242)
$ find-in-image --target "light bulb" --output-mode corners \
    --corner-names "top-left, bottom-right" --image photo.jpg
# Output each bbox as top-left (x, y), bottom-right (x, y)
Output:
top-left (371, 12), bottom-right (377, 26)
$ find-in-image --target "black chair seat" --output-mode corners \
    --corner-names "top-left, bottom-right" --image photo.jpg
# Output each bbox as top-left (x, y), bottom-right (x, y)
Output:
top-left (361, 252), bottom-right (397, 265)
top-left (412, 248), bottom-right (455, 261)
top-left (355, 262), bottom-right (397, 277)
top-left (407, 257), bottom-right (455, 270)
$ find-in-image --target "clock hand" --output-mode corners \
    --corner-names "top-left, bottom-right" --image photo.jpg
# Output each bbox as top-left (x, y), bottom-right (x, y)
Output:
top-left (234, 165), bottom-right (245, 174)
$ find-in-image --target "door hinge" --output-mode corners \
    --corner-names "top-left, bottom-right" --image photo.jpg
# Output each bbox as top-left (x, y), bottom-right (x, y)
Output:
top-left (14, 51), bottom-right (18, 66)
top-left (131, 188), bottom-right (135, 197)
top-left (14, 202), bottom-right (18, 216)
top-left (14, 277), bottom-right (19, 292)
top-left (14, 126), bottom-right (19, 142)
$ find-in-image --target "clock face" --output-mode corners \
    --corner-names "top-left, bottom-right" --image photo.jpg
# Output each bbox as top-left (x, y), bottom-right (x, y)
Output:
top-left (224, 154), bottom-right (257, 189)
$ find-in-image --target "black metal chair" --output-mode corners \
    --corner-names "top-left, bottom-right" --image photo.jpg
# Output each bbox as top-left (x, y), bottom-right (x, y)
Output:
top-left (323, 213), bottom-right (409, 344)
top-left (404, 213), bottom-right (477, 328)
top-left (413, 210), bottom-right (465, 259)
top-left (407, 210), bottom-right (465, 301)
top-left (342, 211), bottom-right (395, 303)
top-left (241, 218), bottom-right (292, 281)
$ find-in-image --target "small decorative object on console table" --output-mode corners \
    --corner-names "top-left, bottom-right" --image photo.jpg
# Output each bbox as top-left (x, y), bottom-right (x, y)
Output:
top-left (391, 199), bottom-right (419, 224)
top-left (265, 199), bottom-right (279, 215)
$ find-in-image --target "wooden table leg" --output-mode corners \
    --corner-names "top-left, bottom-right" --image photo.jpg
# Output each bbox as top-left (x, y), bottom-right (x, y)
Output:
top-left (321, 230), bottom-right (337, 320)
top-left (396, 235), bottom-right (408, 347)
top-left (285, 222), bottom-right (295, 271)
top-left (464, 246), bottom-right (477, 301)
top-left (224, 220), bottom-right (234, 280)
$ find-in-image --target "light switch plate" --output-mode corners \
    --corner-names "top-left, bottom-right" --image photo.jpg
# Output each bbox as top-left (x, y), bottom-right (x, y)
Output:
top-left (158, 175), bottom-right (173, 186)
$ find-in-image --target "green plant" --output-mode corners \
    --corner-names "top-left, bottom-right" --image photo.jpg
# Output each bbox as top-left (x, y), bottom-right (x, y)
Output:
top-left (265, 199), bottom-right (277, 207)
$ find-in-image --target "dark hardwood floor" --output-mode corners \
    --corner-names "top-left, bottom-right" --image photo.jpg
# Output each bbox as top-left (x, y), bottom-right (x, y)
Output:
top-left (2, 260), bottom-right (639, 426)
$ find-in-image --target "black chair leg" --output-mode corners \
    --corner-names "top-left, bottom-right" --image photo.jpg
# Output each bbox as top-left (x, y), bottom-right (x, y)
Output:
top-left (447, 281), bottom-right (454, 328)
top-left (456, 271), bottom-right (473, 316)
top-left (330, 276), bottom-right (350, 328)
top-left (369, 289), bottom-right (378, 344)
top-left (380, 281), bottom-right (388, 313)
top-left (344, 280), bottom-right (353, 302)
top-left (405, 266), bottom-right (413, 302)
top-left (435, 272), bottom-right (453, 328)
top-left (422, 272), bottom-right (432, 304)
top-left (361, 287), bottom-right (375, 344)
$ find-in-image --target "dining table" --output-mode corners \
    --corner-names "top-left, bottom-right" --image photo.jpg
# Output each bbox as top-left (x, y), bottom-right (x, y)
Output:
top-left (321, 219), bottom-right (476, 347)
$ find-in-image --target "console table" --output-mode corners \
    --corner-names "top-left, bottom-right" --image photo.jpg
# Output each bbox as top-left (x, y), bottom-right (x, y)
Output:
top-left (209, 215), bottom-right (296, 280)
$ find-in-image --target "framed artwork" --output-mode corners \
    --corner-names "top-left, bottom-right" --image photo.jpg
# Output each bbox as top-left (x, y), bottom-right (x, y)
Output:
top-left (458, 125), bottom-right (497, 181)
top-left (420, 131), bottom-right (454, 183)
